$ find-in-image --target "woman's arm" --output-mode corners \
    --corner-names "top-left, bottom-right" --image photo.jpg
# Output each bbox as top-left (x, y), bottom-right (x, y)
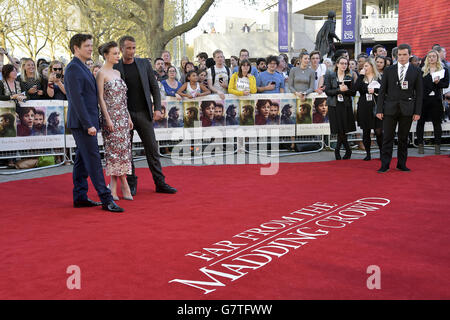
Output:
top-left (305, 69), bottom-right (315, 95)
top-left (288, 68), bottom-right (296, 93)
top-left (198, 83), bottom-right (211, 96)
top-left (176, 83), bottom-right (191, 98)
top-left (227, 73), bottom-right (243, 96)
top-left (324, 72), bottom-right (339, 97)
top-left (95, 71), bottom-right (113, 131)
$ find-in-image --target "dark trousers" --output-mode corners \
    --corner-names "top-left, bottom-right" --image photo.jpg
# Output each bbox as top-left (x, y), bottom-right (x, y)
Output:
top-left (362, 128), bottom-right (383, 154)
top-left (128, 109), bottom-right (165, 187)
top-left (336, 133), bottom-right (350, 152)
top-left (416, 117), bottom-right (442, 145)
top-left (71, 128), bottom-right (112, 203)
top-left (380, 110), bottom-right (413, 168)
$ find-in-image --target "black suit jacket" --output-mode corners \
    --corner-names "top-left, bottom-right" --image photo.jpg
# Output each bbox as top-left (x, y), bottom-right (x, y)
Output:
top-left (114, 58), bottom-right (162, 119)
top-left (377, 64), bottom-right (423, 116)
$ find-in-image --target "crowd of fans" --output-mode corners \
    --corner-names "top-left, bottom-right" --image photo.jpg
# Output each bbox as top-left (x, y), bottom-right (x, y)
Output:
top-left (1, 42), bottom-right (449, 160)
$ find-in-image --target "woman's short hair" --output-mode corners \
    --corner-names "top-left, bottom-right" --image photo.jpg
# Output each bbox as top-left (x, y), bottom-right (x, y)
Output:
top-left (18, 107), bottom-right (36, 120)
top-left (49, 60), bottom-right (65, 75)
top-left (1, 64), bottom-right (15, 80)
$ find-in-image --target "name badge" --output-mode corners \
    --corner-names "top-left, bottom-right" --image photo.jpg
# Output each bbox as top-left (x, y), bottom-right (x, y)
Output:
top-left (429, 91), bottom-right (435, 96)
top-left (401, 81), bottom-right (408, 90)
top-left (366, 93), bottom-right (373, 101)
top-left (337, 94), bottom-right (344, 102)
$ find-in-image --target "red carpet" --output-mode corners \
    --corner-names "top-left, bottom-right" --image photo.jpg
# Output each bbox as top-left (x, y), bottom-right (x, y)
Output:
top-left (0, 156), bottom-right (449, 300)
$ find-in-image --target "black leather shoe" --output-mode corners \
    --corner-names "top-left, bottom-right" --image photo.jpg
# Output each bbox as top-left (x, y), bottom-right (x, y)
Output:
top-left (129, 184), bottom-right (137, 196)
top-left (155, 183), bottom-right (177, 194)
top-left (74, 199), bottom-right (102, 208)
top-left (343, 150), bottom-right (352, 160)
top-left (102, 201), bottom-right (124, 213)
top-left (377, 166), bottom-right (390, 173)
top-left (363, 154), bottom-right (371, 161)
top-left (396, 166), bottom-right (411, 172)
top-left (334, 150), bottom-right (341, 160)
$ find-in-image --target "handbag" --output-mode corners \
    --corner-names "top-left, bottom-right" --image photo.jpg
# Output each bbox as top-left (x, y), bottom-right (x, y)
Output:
top-left (37, 155), bottom-right (56, 167)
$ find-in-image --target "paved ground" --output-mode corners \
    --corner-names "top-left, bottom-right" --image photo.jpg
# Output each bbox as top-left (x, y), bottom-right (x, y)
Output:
top-left (0, 145), bottom-right (446, 183)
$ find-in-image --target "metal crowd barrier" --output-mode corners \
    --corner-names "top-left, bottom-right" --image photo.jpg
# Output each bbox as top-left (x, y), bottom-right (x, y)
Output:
top-left (2, 96), bottom-right (449, 176)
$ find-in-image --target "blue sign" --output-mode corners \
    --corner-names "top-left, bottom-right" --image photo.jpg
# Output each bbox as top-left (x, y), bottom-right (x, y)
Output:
top-left (278, 0), bottom-right (288, 52)
top-left (342, 0), bottom-right (356, 43)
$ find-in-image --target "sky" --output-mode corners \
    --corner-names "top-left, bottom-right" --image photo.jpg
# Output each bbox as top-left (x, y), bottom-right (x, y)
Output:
top-left (184, 0), bottom-right (277, 44)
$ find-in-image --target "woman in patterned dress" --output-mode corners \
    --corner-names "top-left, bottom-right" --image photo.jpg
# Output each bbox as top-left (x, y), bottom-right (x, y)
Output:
top-left (96, 41), bottom-right (134, 201)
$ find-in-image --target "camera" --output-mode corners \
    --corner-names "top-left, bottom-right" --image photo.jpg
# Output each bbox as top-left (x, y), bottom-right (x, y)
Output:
top-left (56, 74), bottom-right (62, 79)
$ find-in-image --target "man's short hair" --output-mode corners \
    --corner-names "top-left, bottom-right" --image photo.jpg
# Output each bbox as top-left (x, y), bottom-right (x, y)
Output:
top-left (392, 47), bottom-right (398, 59)
top-left (213, 49), bottom-right (223, 58)
top-left (433, 45), bottom-right (443, 53)
top-left (196, 52), bottom-right (208, 60)
top-left (256, 58), bottom-right (266, 65)
top-left (266, 55), bottom-right (279, 66)
top-left (69, 34), bottom-right (93, 54)
top-left (118, 35), bottom-right (136, 48)
top-left (397, 43), bottom-right (412, 55)
top-left (161, 50), bottom-right (171, 57)
top-left (372, 44), bottom-right (385, 55)
top-left (239, 49), bottom-right (249, 56)
top-left (154, 57), bottom-right (164, 63)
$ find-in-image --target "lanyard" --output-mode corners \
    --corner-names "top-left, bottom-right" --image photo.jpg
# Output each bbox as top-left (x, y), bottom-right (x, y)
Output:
top-left (4, 80), bottom-right (18, 95)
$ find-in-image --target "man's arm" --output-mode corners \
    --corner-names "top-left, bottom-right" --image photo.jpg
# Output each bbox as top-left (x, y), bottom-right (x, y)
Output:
top-left (376, 68), bottom-right (389, 117)
top-left (65, 65), bottom-right (94, 131)
top-left (145, 59), bottom-right (162, 112)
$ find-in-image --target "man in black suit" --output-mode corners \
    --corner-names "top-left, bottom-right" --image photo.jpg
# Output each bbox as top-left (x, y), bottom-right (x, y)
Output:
top-left (65, 34), bottom-right (123, 212)
top-left (114, 36), bottom-right (176, 195)
top-left (376, 43), bottom-right (423, 173)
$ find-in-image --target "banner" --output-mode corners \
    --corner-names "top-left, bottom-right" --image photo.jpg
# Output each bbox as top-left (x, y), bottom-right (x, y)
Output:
top-left (153, 94), bottom-right (326, 139)
top-left (342, 0), bottom-right (356, 43)
top-left (278, 0), bottom-right (289, 53)
top-left (0, 100), bottom-right (65, 151)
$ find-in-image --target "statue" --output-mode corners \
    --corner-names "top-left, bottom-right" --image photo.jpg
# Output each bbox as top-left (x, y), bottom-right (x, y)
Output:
top-left (315, 11), bottom-right (341, 59)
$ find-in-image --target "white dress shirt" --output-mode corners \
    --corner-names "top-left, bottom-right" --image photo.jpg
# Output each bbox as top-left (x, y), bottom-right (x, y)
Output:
top-left (397, 62), bottom-right (409, 82)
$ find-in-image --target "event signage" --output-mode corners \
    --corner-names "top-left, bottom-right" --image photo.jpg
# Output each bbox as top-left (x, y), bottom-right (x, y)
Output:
top-left (278, 0), bottom-right (289, 53)
top-left (169, 197), bottom-right (391, 294)
top-left (342, 0), bottom-right (356, 43)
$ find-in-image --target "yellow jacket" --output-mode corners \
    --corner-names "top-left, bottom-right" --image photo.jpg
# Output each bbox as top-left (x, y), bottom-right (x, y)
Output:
top-left (228, 72), bottom-right (257, 96)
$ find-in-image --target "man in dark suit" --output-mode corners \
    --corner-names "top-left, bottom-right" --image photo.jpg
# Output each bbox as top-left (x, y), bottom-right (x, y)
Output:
top-left (114, 35), bottom-right (176, 195)
top-left (65, 34), bottom-right (124, 212)
top-left (376, 43), bottom-right (423, 173)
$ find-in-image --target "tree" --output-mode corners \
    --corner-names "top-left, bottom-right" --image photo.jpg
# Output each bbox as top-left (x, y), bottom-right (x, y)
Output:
top-left (0, 0), bottom-right (23, 50)
top-left (92, 0), bottom-right (216, 58)
top-left (67, 0), bottom-right (139, 61)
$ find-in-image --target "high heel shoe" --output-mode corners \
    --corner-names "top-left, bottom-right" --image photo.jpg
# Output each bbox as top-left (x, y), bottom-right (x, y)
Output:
top-left (112, 195), bottom-right (119, 201)
top-left (121, 186), bottom-right (133, 201)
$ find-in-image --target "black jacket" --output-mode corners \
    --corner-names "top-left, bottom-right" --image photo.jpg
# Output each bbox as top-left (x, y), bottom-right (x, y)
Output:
top-left (114, 58), bottom-right (162, 118)
top-left (377, 64), bottom-right (423, 116)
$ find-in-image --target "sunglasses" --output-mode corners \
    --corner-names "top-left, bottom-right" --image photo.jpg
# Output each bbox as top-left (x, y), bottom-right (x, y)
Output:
top-left (53, 68), bottom-right (63, 71)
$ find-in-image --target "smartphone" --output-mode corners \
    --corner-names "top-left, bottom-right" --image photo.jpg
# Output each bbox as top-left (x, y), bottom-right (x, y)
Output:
top-left (219, 78), bottom-right (224, 83)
